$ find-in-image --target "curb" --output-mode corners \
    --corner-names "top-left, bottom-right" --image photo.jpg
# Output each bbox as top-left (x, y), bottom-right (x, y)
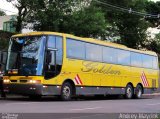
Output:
top-left (143, 93), bottom-right (160, 96)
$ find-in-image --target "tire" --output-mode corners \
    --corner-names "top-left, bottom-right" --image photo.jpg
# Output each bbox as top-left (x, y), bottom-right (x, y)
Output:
top-left (134, 85), bottom-right (143, 99)
top-left (125, 84), bottom-right (134, 99)
top-left (61, 82), bottom-right (73, 101)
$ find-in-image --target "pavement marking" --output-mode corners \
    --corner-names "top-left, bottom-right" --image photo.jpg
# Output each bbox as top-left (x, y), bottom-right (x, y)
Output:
top-left (5, 102), bottom-right (41, 105)
top-left (147, 103), bottom-right (160, 106)
top-left (63, 114), bottom-right (106, 119)
top-left (70, 107), bottom-right (102, 111)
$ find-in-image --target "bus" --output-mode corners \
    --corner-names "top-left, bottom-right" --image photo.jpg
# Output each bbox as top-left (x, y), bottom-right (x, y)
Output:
top-left (3, 32), bottom-right (159, 101)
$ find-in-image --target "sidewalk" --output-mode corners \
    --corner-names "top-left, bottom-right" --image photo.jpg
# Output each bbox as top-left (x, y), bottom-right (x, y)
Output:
top-left (142, 92), bottom-right (160, 99)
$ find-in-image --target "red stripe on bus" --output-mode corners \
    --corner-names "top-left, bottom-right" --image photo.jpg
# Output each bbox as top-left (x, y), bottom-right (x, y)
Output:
top-left (77, 74), bottom-right (83, 85)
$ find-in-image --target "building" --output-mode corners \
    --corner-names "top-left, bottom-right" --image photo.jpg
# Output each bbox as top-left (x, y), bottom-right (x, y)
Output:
top-left (0, 15), bottom-right (17, 33)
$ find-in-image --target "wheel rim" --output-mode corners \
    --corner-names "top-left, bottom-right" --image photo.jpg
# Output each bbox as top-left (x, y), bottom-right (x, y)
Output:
top-left (63, 86), bottom-right (71, 99)
top-left (127, 87), bottom-right (132, 98)
top-left (137, 87), bottom-right (142, 98)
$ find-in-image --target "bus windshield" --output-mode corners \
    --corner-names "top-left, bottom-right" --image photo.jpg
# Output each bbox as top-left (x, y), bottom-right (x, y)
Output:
top-left (6, 36), bottom-right (46, 76)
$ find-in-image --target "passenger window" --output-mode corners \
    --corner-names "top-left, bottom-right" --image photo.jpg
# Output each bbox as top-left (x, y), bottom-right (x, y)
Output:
top-left (67, 39), bottom-right (85, 59)
top-left (131, 52), bottom-right (142, 67)
top-left (153, 57), bottom-right (158, 69)
top-left (86, 43), bottom-right (102, 62)
top-left (142, 54), bottom-right (152, 68)
top-left (117, 49), bottom-right (130, 65)
top-left (103, 47), bottom-right (117, 63)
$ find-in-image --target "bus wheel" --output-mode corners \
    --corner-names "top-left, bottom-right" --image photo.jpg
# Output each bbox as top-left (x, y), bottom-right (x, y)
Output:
top-left (125, 84), bottom-right (134, 99)
top-left (61, 82), bottom-right (73, 101)
top-left (135, 85), bottom-right (143, 99)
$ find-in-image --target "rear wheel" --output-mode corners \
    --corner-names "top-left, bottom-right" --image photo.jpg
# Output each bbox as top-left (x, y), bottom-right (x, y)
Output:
top-left (61, 82), bottom-right (73, 101)
top-left (125, 84), bottom-right (134, 99)
top-left (134, 85), bottom-right (143, 99)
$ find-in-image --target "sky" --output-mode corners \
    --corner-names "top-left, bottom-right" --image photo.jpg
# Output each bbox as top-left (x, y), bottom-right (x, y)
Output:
top-left (0, 0), bottom-right (159, 15)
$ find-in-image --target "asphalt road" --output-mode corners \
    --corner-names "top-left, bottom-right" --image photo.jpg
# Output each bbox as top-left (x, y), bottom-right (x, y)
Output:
top-left (0, 95), bottom-right (160, 119)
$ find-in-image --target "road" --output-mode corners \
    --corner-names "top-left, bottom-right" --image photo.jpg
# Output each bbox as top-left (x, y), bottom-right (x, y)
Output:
top-left (0, 95), bottom-right (160, 119)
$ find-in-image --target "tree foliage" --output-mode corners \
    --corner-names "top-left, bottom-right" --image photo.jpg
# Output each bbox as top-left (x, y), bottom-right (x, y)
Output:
top-left (145, 1), bottom-right (160, 27)
top-left (64, 5), bottom-right (107, 37)
top-left (0, 10), bottom-right (6, 16)
top-left (95, 0), bottom-right (150, 49)
top-left (25, 0), bottom-right (107, 37)
top-left (7, 0), bottom-right (39, 32)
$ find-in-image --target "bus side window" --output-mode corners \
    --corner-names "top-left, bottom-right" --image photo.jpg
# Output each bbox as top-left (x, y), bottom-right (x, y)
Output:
top-left (153, 56), bottom-right (158, 69)
top-left (131, 52), bottom-right (142, 67)
top-left (142, 54), bottom-right (152, 69)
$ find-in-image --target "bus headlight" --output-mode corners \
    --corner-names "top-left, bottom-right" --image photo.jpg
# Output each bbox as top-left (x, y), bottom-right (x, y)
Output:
top-left (28, 80), bottom-right (41, 84)
top-left (3, 79), bottom-right (10, 83)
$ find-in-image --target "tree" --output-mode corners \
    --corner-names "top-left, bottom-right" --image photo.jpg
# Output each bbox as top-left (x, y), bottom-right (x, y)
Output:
top-left (7, 0), bottom-right (41, 32)
top-left (0, 10), bottom-right (6, 16)
top-left (147, 33), bottom-right (160, 53)
top-left (26, 0), bottom-right (107, 38)
top-left (145, 1), bottom-right (160, 55)
top-left (95, 0), bottom-right (150, 49)
top-left (64, 5), bottom-right (107, 38)
top-left (145, 1), bottom-right (160, 27)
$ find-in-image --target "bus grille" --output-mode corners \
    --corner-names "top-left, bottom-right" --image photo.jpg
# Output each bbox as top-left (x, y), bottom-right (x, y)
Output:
top-left (10, 80), bottom-right (17, 83)
top-left (20, 80), bottom-right (28, 83)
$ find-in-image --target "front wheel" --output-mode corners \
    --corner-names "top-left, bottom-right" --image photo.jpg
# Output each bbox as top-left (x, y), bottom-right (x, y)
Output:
top-left (61, 82), bottom-right (73, 101)
top-left (125, 84), bottom-right (134, 99)
top-left (134, 85), bottom-right (143, 99)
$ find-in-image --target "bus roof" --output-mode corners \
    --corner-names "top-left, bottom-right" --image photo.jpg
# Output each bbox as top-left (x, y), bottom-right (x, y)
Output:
top-left (12, 31), bottom-right (157, 56)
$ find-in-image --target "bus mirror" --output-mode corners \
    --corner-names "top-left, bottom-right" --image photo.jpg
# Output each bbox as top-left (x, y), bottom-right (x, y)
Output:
top-left (0, 53), bottom-right (3, 63)
top-left (0, 51), bottom-right (7, 65)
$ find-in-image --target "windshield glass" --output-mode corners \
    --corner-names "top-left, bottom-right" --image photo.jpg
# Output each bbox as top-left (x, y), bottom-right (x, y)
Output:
top-left (6, 36), bottom-right (46, 76)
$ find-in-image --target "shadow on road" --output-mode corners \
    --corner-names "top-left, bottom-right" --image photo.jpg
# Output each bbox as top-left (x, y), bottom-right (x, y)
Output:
top-left (0, 94), bottom-right (154, 102)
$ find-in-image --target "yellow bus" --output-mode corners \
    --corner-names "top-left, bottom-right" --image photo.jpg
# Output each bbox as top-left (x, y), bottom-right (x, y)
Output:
top-left (3, 32), bottom-right (159, 100)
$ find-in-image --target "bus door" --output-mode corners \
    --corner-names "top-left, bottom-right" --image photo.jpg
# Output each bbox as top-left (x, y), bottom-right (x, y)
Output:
top-left (44, 36), bottom-right (63, 79)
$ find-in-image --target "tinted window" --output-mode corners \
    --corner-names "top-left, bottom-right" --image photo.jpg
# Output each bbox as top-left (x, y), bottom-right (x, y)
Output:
top-left (56, 36), bottom-right (63, 66)
top-left (46, 36), bottom-right (63, 78)
top-left (103, 47), bottom-right (117, 63)
top-left (117, 49), bottom-right (130, 65)
top-left (142, 54), bottom-right (152, 68)
top-left (153, 56), bottom-right (158, 69)
top-left (48, 36), bottom-right (56, 48)
top-left (67, 39), bottom-right (85, 59)
top-left (86, 43), bottom-right (102, 62)
top-left (48, 36), bottom-right (63, 66)
top-left (131, 52), bottom-right (142, 67)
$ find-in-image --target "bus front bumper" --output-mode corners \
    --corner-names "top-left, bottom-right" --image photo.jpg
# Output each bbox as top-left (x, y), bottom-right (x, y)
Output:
top-left (4, 84), bottom-right (61, 96)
